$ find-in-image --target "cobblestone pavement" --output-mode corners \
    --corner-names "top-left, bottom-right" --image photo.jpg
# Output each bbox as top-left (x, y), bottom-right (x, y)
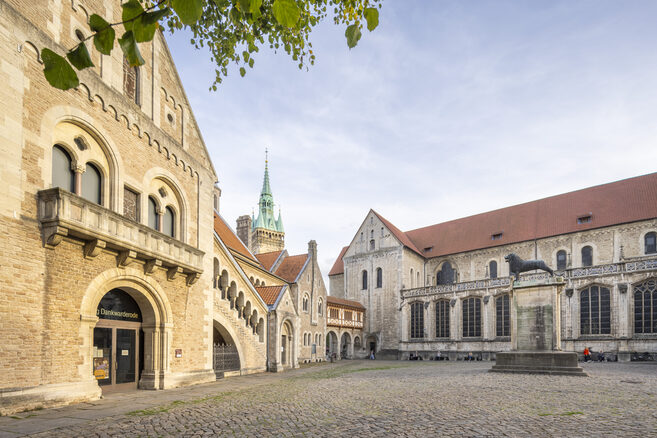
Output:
top-left (1, 361), bottom-right (656, 437)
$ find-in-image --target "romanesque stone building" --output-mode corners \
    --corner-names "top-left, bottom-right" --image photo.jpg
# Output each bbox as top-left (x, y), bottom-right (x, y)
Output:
top-left (236, 156), bottom-right (284, 255)
top-left (329, 173), bottom-right (657, 361)
top-left (0, 0), bottom-right (267, 414)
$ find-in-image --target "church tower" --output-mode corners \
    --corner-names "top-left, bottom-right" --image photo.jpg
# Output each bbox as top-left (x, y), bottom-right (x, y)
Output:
top-left (248, 152), bottom-right (285, 254)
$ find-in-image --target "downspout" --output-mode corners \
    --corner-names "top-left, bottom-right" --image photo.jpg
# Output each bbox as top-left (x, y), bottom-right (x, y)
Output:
top-left (266, 310), bottom-right (271, 372)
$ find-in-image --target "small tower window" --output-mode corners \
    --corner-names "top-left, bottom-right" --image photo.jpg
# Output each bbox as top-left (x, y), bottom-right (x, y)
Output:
top-left (489, 261), bottom-right (497, 279)
top-left (556, 250), bottom-right (567, 270)
top-left (645, 232), bottom-right (657, 254)
top-left (376, 268), bottom-right (382, 288)
top-left (581, 246), bottom-right (593, 267)
top-left (362, 270), bottom-right (368, 290)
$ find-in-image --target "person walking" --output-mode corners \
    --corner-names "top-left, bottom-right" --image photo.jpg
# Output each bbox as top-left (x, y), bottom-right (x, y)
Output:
top-left (583, 347), bottom-right (591, 362)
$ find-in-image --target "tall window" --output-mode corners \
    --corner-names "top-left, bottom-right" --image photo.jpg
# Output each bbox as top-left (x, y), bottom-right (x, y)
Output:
top-left (496, 294), bottom-right (510, 337)
top-left (376, 268), bottom-right (382, 288)
top-left (435, 300), bottom-right (450, 338)
top-left (581, 246), bottom-right (593, 267)
top-left (462, 297), bottom-right (481, 337)
top-left (362, 270), bottom-right (368, 290)
top-left (580, 285), bottom-right (611, 335)
top-left (81, 162), bottom-right (102, 204)
top-left (646, 232), bottom-right (657, 254)
top-left (52, 145), bottom-right (74, 192)
top-left (162, 206), bottom-right (175, 237)
top-left (410, 302), bottom-right (424, 339)
top-left (318, 299), bottom-right (323, 316)
top-left (437, 262), bottom-right (455, 285)
top-left (148, 196), bottom-right (159, 231)
top-left (410, 268), bottom-right (414, 288)
top-left (634, 279), bottom-right (657, 334)
top-left (489, 261), bottom-right (497, 279)
top-left (302, 294), bottom-right (309, 312)
top-left (370, 239), bottom-right (375, 250)
top-left (557, 250), bottom-right (567, 270)
top-left (123, 57), bottom-right (140, 105)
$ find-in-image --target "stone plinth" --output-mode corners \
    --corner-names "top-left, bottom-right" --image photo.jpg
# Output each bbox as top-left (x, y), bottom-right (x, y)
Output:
top-left (491, 351), bottom-right (585, 376)
top-left (491, 277), bottom-right (586, 376)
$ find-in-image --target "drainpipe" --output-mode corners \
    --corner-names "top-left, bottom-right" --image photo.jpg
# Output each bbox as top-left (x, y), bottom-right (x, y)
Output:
top-left (266, 310), bottom-right (271, 371)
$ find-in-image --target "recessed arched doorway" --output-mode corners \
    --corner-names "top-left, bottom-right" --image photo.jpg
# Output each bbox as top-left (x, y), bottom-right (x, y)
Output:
top-left (326, 331), bottom-right (338, 358)
top-left (213, 320), bottom-right (241, 378)
top-left (340, 332), bottom-right (352, 359)
top-left (93, 289), bottom-right (143, 392)
top-left (281, 320), bottom-right (293, 368)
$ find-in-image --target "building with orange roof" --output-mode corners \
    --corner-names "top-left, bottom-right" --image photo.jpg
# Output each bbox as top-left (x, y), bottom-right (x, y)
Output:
top-left (329, 173), bottom-right (657, 361)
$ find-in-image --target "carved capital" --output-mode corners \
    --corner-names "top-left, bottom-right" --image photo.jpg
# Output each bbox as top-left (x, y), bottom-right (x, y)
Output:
top-left (44, 225), bottom-right (68, 248)
top-left (167, 266), bottom-right (183, 281)
top-left (144, 258), bottom-right (162, 275)
top-left (84, 239), bottom-right (106, 259)
top-left (186, 272), bottom-right (200, 286)
top-left (117, 250), bottom-right (137, 267)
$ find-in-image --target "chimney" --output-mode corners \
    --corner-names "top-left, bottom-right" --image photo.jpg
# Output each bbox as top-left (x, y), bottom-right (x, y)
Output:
top-left (236, 215), bottom-right (252, 249)
top-left (308, 240), bottom-right (317, 264)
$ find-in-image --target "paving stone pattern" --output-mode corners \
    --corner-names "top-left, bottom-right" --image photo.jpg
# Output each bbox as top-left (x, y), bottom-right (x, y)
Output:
top-left (1, 361), bottom-right (656, 437)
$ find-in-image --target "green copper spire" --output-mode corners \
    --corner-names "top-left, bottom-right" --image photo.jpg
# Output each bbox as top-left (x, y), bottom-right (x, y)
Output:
top-left (261, 149), bottom-right (272, 196)
top-left (253, 149), bottom-right (283, 233)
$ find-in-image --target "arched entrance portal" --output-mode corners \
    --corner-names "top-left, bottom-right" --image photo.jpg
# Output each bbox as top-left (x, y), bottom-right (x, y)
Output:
top-left (367, 335), bottom-right (377, 356)
top-left (326, 331), bottom-right (338, 358)
top-left (93, 289), bottom-right (143, 392)
top-left (281, 320), bottom-right (293, 367)
top-left (213, 321), bottom-right (241, 378)
top-left (341, 332), bottom-right (352, 359)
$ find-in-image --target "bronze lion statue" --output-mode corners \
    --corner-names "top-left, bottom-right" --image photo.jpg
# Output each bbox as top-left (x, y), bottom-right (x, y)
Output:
top-left (504, 253), bottom-right (554, 281)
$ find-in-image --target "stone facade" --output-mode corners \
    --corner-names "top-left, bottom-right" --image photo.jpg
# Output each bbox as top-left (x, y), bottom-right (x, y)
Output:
top-left (0, 0), bottom-right (267, 414)
top-left (330, 177), bottom-right (657, 361)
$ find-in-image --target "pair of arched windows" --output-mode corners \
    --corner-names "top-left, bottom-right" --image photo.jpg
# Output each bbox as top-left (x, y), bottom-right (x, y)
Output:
top-left (52, 145), bottom-right (102, 205)
top-left (302, 294), bottom-right (309, 313)
top-left (148, 196), bottom-right (175, 237)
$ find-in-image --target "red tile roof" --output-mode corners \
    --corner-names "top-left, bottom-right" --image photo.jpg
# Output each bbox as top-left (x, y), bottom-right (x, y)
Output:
top-left (255, 250), bottom-right (284, 271)
top-left (329, 173), bottom-right (657, 274)
top-left (273, 254), bottom-right (309, 283)
top-left (255, 285), bottom-right (286, 306)
top-left (406, 172), bottom-right (657, 257)
top-left (327, 296), bottom-right (365, 310)
top-left (328, 246), bottom-right (348, 276)
top-left (214, 213), bottom-right (259, 264)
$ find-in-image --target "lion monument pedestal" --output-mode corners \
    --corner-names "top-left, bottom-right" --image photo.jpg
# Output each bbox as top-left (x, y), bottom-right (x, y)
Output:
top-left (490, 255), bottom-right (585, 376)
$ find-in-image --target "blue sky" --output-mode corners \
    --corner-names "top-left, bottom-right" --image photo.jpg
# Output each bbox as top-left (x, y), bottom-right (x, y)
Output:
top-left (166, 1), bottom-right (657, 283)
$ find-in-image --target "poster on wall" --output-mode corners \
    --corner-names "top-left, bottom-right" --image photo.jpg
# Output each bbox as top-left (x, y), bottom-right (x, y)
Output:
top-left (93, 357), bottom-right (109, 380)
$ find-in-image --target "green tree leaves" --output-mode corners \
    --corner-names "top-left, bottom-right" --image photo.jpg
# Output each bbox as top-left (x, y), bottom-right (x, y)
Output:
top-left (172, 0), bottom-right (205, 25)
top-left (272, 0), bottom-right (301, 27)
top-left (66, 43), bottom-right (94, 70)
top-left (345, 23), bottom-right (361, 48)
top-left (41, 0), bottom-right (384, 90)
top-left (89, 14), bottom-right (115, 55)
top-left (41, 48), bottom-right (79, 90)
top-left (364, 7), bottom-right (379, 31)
top-left (119, 31), bottom-right (145, 67)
